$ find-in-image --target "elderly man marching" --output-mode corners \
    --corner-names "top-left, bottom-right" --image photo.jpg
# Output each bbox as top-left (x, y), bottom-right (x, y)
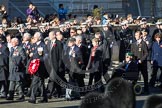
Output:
top-left (6, 38), bottom-right (27, 100)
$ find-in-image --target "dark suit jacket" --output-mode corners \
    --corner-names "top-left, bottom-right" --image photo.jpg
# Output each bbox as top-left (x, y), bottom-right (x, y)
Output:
top-left (31, 53), bottom-right (48, 78)
top-left (114, 61), bottom-right (138, 73)
top-left (131, 40), bottom-right (148, 62)
top-left (31, 41), bottom-right (47, 55)
top-left (79, 44), bottom-right (90, 69)
top-left (8, 46), bottom-right (27, 81)
top-left (151, 41), bottom-right (162, 66)
top-left (0, 43), bottom-right (9, 81)
top-left (21, 42), bottom-right (32, 59)
top-left (63, 45), bottom-right (83, 74)
top-left (86, 46), bottom-right (103, 72)
top-left (46, 40), bottom-right (64, 80)
top-left (112, 60), bottom-right (138, 79)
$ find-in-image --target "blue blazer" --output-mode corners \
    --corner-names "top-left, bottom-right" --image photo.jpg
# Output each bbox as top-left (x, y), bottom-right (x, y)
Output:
top-left (151, 41), bottom-right (162, 66)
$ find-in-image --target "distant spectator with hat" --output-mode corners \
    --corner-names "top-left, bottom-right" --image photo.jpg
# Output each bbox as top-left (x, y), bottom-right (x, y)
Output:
top-left (139, 18), bottom-right (150, 36)
top-left (152, 21), bottom-right (162, 42)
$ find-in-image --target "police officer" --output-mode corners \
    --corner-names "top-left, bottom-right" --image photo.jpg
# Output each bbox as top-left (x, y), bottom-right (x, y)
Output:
top-left (119, 21), bottom-right (133, 62)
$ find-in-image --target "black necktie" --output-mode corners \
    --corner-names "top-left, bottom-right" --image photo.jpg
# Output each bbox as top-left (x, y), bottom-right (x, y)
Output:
top-left (51, 41), bottom-right (54, 49)
top-left (10, 47), bottom-right (14, 56)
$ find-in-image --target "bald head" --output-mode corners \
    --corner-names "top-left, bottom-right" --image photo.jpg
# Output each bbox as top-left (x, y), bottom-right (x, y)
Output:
top-left (49, 31), bottom-right (56, 40)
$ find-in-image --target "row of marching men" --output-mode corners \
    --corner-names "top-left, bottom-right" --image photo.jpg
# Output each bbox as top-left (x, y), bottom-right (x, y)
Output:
top-left (0, 24), bottom-right (162, 103)
top-left (0, 29), bottom-right (111, 103)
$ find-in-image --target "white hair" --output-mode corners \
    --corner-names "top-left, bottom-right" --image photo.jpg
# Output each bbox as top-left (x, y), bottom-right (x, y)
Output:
top-left (75, 35), bottom-right (82, 41)
top-left (11, 37), bottom-right (19, 42)
top-left (23, 32), bottom-right (31, 38)
top-left (34, 32), bottom-right (42, 40)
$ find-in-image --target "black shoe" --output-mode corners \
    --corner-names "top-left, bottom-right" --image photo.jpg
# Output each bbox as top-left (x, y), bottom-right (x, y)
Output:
top-left (65, 98), bottom-right (72, 101)
top-left (25, 92), bottom-right (31, 97)
top-left (0, 95), bottom-right (6, 98)
top-left (141, 90), bottom-right (150, 95)
top-left (38, 99), bottom-right (48, 103)
top-left (28, 99), bottom-right (36, 104)
top-left (48, 95), bottom-right (52, 99)
top-left (53, 94), bottom-right (61, 98)
top-left (157, 84), bottom-right (162, 88)
top-left (72, 97), bottom-right (81, 100)
top-left (16, 96), bottom-right (25, 101)
top-left (149, 83), bottom-right (155, 87)
top-left (6, 96), bottom-right (13, 100)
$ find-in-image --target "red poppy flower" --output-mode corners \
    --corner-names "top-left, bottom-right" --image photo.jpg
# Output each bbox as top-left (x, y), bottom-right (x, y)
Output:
top-left (53, 43), bottom-right (57, 47)
top-left (28, 59), bottom-right (40, 75)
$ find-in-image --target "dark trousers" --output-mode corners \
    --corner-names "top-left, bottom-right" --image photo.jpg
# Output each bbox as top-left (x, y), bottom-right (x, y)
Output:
top-left (30, 75), bottom-right (47, 101)
top-left (138, 61), bottom-right (149, 92)
top-left (47, 80), bottom-right (62, 97)
top-left (102, 59), bottom-right (111, 83)
top-left (0, 81), bottom-right (8, 96)
top-left (47, 72), bottom-right (67, 97)
top-left (73, 73), bottom-right (85, 88)
top-left (88, 72), bottom-right (101, 85)
top-left (150, 66), bottom-right (162, 86)
top-left (8, 80), bottom-right (24, 97)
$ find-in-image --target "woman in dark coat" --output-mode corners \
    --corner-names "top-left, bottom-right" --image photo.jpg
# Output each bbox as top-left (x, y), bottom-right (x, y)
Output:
top-left (86, 38), bottom-right (103, 87)
top-left (150, 33), bottom-right (162, 87)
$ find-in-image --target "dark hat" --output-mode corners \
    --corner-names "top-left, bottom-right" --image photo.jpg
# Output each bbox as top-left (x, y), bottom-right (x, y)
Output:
top-left (156, 21), bottom-right (162, 25)
top-left (142, 18), bottom-right (147, 22)
top-left (140, 21), bottom-right (147, 25)
top-left (125, 52), bottom-right (133, 57)
top-left (137, 16), bottom-right (142, 20)
top-left (68, 38), bottom-right (76, 42)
